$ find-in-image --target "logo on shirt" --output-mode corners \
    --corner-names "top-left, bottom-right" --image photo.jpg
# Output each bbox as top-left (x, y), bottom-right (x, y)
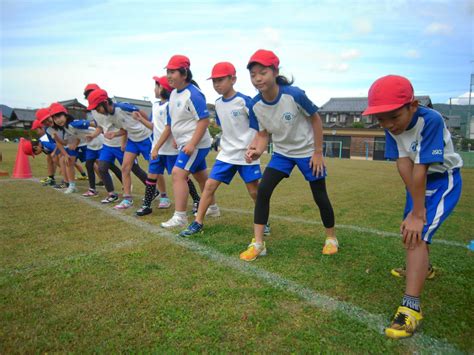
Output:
top-left (432, 149), bottom-right (443, 155)
top-left (281, 112), bottom-right (296, 124)
top-left (176, 101), bottom-right (182, 108)
top-left (231, 109), bottom-right (243, 118)
top-left (410, 140), bottom-right (418, 152)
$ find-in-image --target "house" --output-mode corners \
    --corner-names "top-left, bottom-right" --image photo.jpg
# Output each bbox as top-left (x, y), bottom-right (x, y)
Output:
top-left (113, 96), bottom-right (153, 117)
top-left (318, 96), bottom-right (433, 160)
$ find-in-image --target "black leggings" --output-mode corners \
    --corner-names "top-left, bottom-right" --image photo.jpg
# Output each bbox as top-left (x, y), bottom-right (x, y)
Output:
top-left (98, 160), bottom-right (147, 193)
top-left (254, 167), bottom-right (335, 228)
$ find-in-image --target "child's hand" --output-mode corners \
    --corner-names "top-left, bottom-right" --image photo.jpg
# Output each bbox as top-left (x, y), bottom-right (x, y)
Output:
top-left (85, 134), bottom-right (94, 142)
top-left (400, 212), bottom-right (425, 249)
top-left (310, 151), bottom-right (325, 177)
top-left (182, 143), bottom-right (195, 155)
top-left (151, 147), bottom-right (159, 160)
top-left (132, 112), bottom-right (141, 121)
top-left (245, 147), bottom-right (262, 163)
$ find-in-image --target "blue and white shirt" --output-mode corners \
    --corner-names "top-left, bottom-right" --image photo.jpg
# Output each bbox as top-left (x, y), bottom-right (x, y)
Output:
top-left (111, 103), bottom-right (152, 142)
top-left (249, 85), bottom-right (319, 158)
top-left (167, 83), bottom-right (212, 149)
top-left (91, 110), bottom-right (122, 148)
top-left (385, 106), bottom-right (463, 174)
top-left (64, 120), bottom-right (104, 151)
top-left (215, 92), bottom-right (259, 165)
top-left (151, 101), bottom-right (178, 155)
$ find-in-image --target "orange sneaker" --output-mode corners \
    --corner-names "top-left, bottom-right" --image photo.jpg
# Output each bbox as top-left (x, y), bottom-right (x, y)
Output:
top-left (239, 239), bottom-right (266, 261)
top-left (322, 237), bottom-right (338, 255)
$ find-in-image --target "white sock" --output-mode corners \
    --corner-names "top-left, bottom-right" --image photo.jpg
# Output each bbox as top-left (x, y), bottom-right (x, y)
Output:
top-left (175, 211), bottom-right (187, 218)
top-left (209, 204), bottom-right (218, 209)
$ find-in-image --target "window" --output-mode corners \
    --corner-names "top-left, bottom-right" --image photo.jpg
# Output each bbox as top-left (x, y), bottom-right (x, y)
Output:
top-left (354, 116), bottom-right (360, 123)
top-left (339, 114), bottom-right (346, 123)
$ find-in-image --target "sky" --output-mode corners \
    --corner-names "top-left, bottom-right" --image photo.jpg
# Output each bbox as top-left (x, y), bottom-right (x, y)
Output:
top-left (1, 0), bottom-right (473, 110)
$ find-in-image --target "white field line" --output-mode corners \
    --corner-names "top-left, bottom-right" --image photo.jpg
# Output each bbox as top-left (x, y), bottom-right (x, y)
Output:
top-left (0, 178), bottom-right (466, 249)
top-left (1, 179), bottom-right (461, 353)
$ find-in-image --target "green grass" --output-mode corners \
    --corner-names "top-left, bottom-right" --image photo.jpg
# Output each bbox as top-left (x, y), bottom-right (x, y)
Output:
top-left (0, 142), bottom-right (473, 353)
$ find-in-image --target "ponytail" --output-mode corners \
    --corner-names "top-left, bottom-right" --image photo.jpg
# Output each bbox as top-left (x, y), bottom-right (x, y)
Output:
top-left (178, 68), bottom-right (200, 88)
top-left (276, 75), bottom-right (294, 86)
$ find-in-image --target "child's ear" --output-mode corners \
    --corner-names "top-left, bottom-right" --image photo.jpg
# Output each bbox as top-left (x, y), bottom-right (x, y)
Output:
top-left (409, 100), bottom-right (419, 113)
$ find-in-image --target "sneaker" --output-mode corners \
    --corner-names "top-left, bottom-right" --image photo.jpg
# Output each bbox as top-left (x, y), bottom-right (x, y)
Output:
top-left (158, 197), bottom-right (171, 209)
top-left (53, 182), bottom-right (68, 189)
top-left (77, 174), bottom-right (88, 180)
top-left (101, 194), bottom-right (119, 204)
top-left (64, 186), bottom-right (78, 194)
top-left (114, 199), bottom-right (134, 210)
top-left (240, 239), bottom-right (267, 261)
top-left (322, 238), bottom-right (339, 255)
top-left (192, 201), bottom-right (199, 216)
top-left (40, 176), bottom-right (49, 184)
top-left (161, 214), bottom-right (188, 228)
top-left (385, 306), bottom-right (423, 339)
top-left (264, 224), bottom-right (271, 236)
top-left (391, 265), bottom-right (435, 280)
top-left (205, 205), bottom-right (221, 218)
top-left (41, 177), bottom-right (55, 186)
top-left (136, 206), bottom-right (152, 216)
top-left (82, 189), bottom-right (98, 197)
top-left (178, 221), bottom-right (204, 237)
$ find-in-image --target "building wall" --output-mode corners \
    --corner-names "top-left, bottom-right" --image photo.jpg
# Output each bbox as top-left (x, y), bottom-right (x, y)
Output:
top-left (350, 136), bottom-right (374, 159)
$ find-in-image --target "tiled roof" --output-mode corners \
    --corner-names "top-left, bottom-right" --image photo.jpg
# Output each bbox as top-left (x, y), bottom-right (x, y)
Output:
top-left (319, 96), bottom-right (432, 113)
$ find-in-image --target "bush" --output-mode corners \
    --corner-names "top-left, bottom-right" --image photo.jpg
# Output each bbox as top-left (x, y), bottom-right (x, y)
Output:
top-left (352, 122), bottom-right (365, 128)
top-left (0, 128), bottom-right (35, 140)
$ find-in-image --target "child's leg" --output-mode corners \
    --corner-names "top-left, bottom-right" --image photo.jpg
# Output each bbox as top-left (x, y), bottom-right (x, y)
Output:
top-left (131, 161), bottom-right (147, 185)
top-left (75, 161), bottom-right (85, 176)
top-left (98, 160), bottom-right (116, 193)
top-left (254, 168), bottom-right (287, 244)
top-left (157, 175), bottom-right (166, 195)
top-left (46, 154), bottom-right (55, 178)
top-left (187, 178), bottom-right (200, 204)
top-left (405, 242), bottom-right (430, 297)
top-left (195, 178), bottom-right (221, 224)
top-left (172, 167), bottom-right (191, 212)
top-left (245, 180), bottom-right (259, 203)
top-left (309, 179), bottom-right (336, 236)
top-left (121, 152), bottom-right (137, 198)
top-left (142, 173), bottom-right (159, 208)
top-left (85, 159), bottom-right (96, 190)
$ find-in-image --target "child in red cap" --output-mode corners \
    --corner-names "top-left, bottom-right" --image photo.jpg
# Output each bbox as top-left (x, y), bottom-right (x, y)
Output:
top-left (363, 75), bottom-right (463, 339)
top-left (178, 61), bottom-right (270, 237)
top-left (242, 49), bottom-right (338, 261)
top-left (157, 54), bottom-right (212, 228)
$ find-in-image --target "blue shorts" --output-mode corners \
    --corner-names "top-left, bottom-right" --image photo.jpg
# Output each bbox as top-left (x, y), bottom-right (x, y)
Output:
top-left (86, 148), bottom-right (101, 161)
top-left (42, 141), bottom-right (56, 155)
top-left (404, 168), bottom-right (462, 244)
top-left (267, 152), bottom-right (326, 182)
top-left (125, 137), bottom-right (152, 161)
top-left (66, 146), bottom-right (87, 162)
top-left (99, 145), bottom-right (124, 165)
top-left (210, 159), bottom-right (262, 184)
top-left (149, 155), bottom-right (177, 175)
top-left (175, 147), bottom-right (210, 174)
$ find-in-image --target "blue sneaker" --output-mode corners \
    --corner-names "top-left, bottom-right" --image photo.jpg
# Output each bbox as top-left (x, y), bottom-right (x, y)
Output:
top-left (178, 221), bottom-right (203, 237)
top-left (264, 224), bottom-right (271, 236)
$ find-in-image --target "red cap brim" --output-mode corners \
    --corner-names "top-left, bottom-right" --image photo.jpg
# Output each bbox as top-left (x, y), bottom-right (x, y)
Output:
top-left (362, 103), bottom-right (406, 116)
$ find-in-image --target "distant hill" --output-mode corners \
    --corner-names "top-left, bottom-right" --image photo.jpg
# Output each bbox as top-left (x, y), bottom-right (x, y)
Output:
top-left (433, 103), bottom-right (471, 121)
top-left (0, 104), bottom-right (14, 119)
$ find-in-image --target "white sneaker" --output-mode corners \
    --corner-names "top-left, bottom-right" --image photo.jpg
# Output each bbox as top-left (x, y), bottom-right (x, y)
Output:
top-left (64, 186), bottom-right (78, 194)
top-left (205, 205), bottom-right (221, 218)
top-left (161, 214), bottom-right (188, 228)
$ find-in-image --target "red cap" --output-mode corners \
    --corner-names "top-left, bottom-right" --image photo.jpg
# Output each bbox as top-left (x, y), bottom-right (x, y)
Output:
top-left (87, 89), bottom-right (109, 110)
top-left (247, 49), bottom-right (279, 69)
top-left (31, 120), bottom-right (43, 130)
top-left (208, 62), bottom-right (236, 79)
top-left (152, 76), bottom-right (173, 92)
top-left (84, 83), bottom-right (100, 95)
top-left (22, 139), bottom-right (35, 157)
top-left (35, 108), bottom-right (51, 123)
top-left (49, 102), bottom-right (68, 116)
top-left (362, 75), bottom-right (415, 116)
top-left (165, 55), bottom-right (190, 70)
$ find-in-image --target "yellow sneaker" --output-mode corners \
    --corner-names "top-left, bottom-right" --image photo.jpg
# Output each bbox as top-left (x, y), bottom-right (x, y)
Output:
top-left (240, 239), bottom-right (266, 261)
top-left (322, 238), bottom-right (338, 255)
top-left (77, 175), bottom-right (88, 180)
top-left (385, 306), bottom-right (423, 339)
top-left (391, 265), bottom-right (435, 280)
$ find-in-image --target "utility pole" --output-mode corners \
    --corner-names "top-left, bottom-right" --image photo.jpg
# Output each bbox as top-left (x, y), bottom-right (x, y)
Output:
top-left (468, 73), bottom-right (473, 139)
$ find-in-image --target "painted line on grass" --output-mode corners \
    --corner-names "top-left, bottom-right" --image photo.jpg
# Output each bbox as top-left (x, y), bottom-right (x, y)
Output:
top-left (1, 179), bottom-right (461, 352)
top-left (220, 207), bottom-right (467, 249)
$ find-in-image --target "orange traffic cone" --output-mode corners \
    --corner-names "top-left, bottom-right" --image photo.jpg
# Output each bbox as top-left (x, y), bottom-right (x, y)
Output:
top-left (12, 138), bottom-right (32, 179)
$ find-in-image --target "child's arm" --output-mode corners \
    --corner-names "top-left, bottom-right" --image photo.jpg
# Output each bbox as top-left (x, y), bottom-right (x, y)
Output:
top-left (120, 131), bottom-right (127, 152)
top-left (132, 111), bottom-right (154, 130)
top-left (52, 133), bottom-right (69, 158)
top-left (310, 112), bottom-right (325, 177)
top-left (182, 118), bottom-right (209, 155)
top-left (245, 130), bottom-right (269, 163)
top-left (104, 128), bottom-right (126, 140)
top-left (397, 158), bottom-right (428, 249)
top-left (86, 126), bottom-right (103, 142)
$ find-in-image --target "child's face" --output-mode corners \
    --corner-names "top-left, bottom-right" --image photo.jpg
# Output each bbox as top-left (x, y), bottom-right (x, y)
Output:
top-left (52, 113), bottom-right (67, 127)
top-left (249, 64), bottom-right (278, 93)
top-left (212, 76), bottom-right (235, 96)
top-left (375, 101), bottom-right (419, 135)
top-left (167, 69), bottom-right (186, 89)
top-left (43, 117), bottom-right (53, 127)
top-left (154, 83), bottom-right (161, 99)
top-left (95, 104), bottom-right (107, 116)
top-left (32, 143), bottom-right (42, 155)
top-left (35, 127), bottom-right (45, 136)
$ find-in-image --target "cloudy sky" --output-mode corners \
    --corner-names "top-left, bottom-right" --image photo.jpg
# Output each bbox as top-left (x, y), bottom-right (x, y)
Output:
top-left (1, 0), bottom-right (473, 109)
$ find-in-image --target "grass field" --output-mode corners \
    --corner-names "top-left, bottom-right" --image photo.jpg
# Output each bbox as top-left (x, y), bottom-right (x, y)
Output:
top-left (1, 142), bottom-right (473, 353)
